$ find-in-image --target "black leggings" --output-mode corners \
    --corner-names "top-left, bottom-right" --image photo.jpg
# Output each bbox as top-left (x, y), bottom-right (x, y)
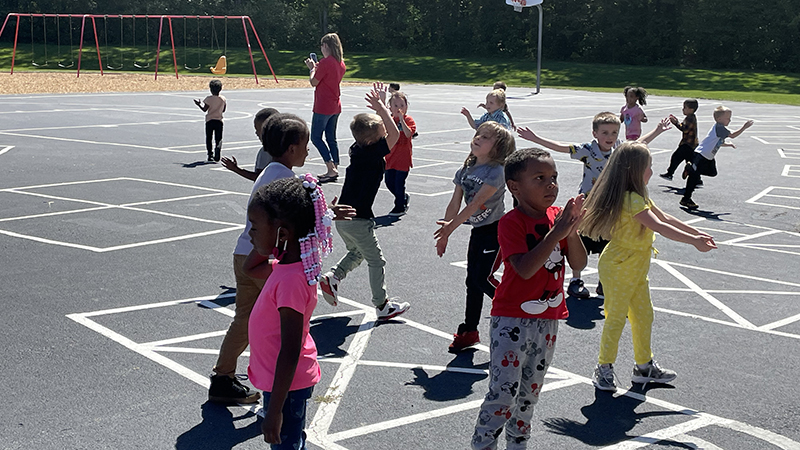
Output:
top-left (205, 120), bottom-right (223, 154)
top-left (683, 154), bottom-right (717, 200)
top-left (665, 143), bottom-right (696, 176)
top-left (462, 221), bottom-right (500, 333)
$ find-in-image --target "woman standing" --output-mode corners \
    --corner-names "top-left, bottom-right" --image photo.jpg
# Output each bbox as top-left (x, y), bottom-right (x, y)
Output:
top-left (305, 33), bottom-right (346, 183)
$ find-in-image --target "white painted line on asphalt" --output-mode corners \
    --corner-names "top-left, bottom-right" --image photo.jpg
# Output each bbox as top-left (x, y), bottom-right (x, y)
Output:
top-left (667, 434), bottom-right (724, 450)
top-left (783, 165), bottom-right (800, 177)
top-left (0, 145), bottom-right (13, 155)
top-left (598, 414), bottom-right (729, 450)
top-left (140, 330), bottom-right (229, 347)
top-left (718, 229), bottom-right (782, 244)
top-left (760, 312), bottom-right (800, 331)
top-left (653, 260), bottom-right (756, 329)
top-left (751, 136), bottom-right (770, 144)
top-left (723, 420), bottom-right (800, 450)
top-left (0, 206), bottom-right (113, 223)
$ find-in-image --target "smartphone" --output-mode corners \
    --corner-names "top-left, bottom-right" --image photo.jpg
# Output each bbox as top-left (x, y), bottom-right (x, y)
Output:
top-left (310, 53), bottom-right (318, 64)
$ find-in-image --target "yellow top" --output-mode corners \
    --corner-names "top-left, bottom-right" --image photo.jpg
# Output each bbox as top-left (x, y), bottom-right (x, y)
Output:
top-left (609, 192), bottom-right (655, 252)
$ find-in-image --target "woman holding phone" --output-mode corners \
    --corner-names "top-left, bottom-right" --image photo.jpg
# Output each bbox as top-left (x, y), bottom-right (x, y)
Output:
top-left (305, 33), bottom-right (346, 183)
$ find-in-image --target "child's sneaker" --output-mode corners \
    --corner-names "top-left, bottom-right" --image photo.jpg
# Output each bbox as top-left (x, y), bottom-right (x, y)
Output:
top-left (680, 198), bottom-right (699, 210)
top-left (208, 374), bottom-right (261, 404)
top-left (376, 299), bottom-right (409, 320)
top-left (659, 173), bottom-right (673, 181)
top-left (631, 360), bottom-right (677, 384)
top-left (448, 330), bottom-right (480, 353)
top-left (595, 282), bottom-right (604, 300)
top-left (388, 206), bottom-right (406, 217)
top-left (681, 164), bottom-right (690, 179)
top-left (403, 193), bottom-right (410, 212)
top-left (319, 272), bottom-right (340, 306)
top-left (592, 364), bottom-right (617, 392)
top-left (214, 143), bottom-right (222, 162)
top-left (567, 278), bottom-right (590, 299)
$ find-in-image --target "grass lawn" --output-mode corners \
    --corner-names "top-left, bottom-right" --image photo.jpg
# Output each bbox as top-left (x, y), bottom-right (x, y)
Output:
top-left (2, 44), bottom-right (799, 105)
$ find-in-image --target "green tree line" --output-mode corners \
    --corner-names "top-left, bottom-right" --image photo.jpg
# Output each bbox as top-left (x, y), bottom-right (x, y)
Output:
top-left (2, 0), bottom-right (798, 72)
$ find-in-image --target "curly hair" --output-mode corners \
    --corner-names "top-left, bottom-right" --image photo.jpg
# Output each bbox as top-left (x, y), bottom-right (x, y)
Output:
top-left (249, 177), bottom-right (315, 238)
top-left (505, 148), bottom-right (552, 182)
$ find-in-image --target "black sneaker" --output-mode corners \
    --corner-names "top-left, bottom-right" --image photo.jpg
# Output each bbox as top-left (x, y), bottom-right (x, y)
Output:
top-left (659, 173), bottom-right (673, 181)
top-left (208, 374), bottom-right (261, 404)
top-left (596, 282), bottom-right (604, 300)
top-left (680, 198), bottom-right (699, 210)
top-left (567, 279), bottom-right (590, 299)
top-left (403, 193), bottom-right (410, 212)
top-left (388, 205), bottom-right (406, 217)
top-left (214, 143), bottom-right (222, 162)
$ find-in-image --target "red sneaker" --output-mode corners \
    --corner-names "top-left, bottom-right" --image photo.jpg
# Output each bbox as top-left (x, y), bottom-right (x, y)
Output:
top-left (448, 330), bottom-right (480, 353)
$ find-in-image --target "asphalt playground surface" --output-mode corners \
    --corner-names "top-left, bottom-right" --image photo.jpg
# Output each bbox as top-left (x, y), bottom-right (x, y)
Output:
top-left (1, 82), bottom-right (799, 450)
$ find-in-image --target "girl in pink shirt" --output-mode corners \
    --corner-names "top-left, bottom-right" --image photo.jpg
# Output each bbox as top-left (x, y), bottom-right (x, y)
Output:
top-left (620, 86), bottom-right (648, 140)
top-left (244, 174), bottom-right (335, 448)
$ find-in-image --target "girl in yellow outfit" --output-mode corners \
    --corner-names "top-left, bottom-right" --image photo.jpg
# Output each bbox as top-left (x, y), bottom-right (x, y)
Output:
top-left (581, 141), bottom-right (717, 391)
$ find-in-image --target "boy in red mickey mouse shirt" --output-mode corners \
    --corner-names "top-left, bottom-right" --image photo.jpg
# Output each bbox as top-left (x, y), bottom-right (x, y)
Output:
top-left (471, 148), bottom-right (586, 450)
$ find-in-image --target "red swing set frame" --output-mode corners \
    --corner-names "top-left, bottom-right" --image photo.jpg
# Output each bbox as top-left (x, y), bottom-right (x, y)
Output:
top-left (0, 13), bottom-right (278, 84)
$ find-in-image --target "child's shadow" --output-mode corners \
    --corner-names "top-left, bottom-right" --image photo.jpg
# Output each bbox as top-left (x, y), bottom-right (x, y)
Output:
top-left (175, 402), bottom-right (261, 450)
top-left (680, 208), bottom-right (730, 221)
top-left (564, 296), bottom-right (605, 330)
top-left (542, 385), bottom-right (687, 447)
top-left (405, 350), bottom-right (488, 401)
top-left (181, 161), bottom-right (217, 168)
top-left (310, 316), bottom-right (361, 358)
top-left (660, 185), bottom-right (687, 196)
top-left (373, 215), bottom-right (401, 228)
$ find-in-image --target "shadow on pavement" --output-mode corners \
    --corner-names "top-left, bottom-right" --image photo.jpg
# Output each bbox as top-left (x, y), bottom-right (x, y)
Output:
top-left (405, 349), bottom-right (489, 401)
top-left (175, 402), bottom-right (261, 450)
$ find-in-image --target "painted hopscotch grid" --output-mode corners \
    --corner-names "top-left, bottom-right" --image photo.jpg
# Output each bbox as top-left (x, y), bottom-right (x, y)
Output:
top-left (0, 177), bottom-right (247, 252)
top-left (746, 186), bottom-right (800, 211)
top-left (68, 291), bottom-right (800, 449)
top-left (783, 165), bottom-right (800, 178)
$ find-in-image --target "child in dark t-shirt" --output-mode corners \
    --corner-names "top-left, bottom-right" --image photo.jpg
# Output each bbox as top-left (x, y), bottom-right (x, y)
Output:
top-left (319, 89), bottom-right (411, 321)
top-left (660, 99), bottom-right (699, 181)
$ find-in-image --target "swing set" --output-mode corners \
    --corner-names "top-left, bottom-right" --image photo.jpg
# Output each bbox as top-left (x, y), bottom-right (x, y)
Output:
top-left (0, 13), bottom-right (278, 84)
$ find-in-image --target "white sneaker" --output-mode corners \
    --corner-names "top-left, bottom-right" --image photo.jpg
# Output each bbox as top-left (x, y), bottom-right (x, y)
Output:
top-left (319, 272), bottom-right (340, 306)
top-left (376, 299), bottom-right (409, 320)
top-left (592, 364), bottom-right (617, 392)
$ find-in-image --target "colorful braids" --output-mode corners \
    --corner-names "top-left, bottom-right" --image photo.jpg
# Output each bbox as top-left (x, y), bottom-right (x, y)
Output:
top-left (298, 173), bottom-right (334, 285)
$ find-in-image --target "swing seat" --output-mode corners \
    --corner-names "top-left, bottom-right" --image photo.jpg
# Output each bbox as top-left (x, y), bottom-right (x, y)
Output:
top-left (210, 55), bottom-right (227, 75)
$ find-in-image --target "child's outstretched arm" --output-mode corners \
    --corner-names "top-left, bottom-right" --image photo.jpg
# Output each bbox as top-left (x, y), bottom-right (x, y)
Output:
top-left (508, 196), bottom-right (585, 279)
top-left (220, 156), bottom-right (259, 182)
top-left (366, 90), bottom-right (400, 149)
top-left (638, 117), bottom-right (672, 144)
top-left (435, 184), bottom-right (500, 257)
top-left (262, 307), bottom-right (304, 445)
top-left (373, 81), bottom-right (388, 105)
top-left (517, 127), bottom-right (571, 153)
top-left (194, 98), bottom-right (209, 112)
top-left (242, 249), bottom-right (275, 279)
top-left (460, 107), bottom-right (477, 130)
top-left (330, 196), bottom-right (357, 220)
top-left (728, 120), bottom-right (754, 139)
top-left (635, 205), bottom-right (716, 252)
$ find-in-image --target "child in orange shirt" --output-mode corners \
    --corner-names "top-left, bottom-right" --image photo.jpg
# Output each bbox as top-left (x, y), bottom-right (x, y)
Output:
top-left (384, 91), bottom-right (417, 217)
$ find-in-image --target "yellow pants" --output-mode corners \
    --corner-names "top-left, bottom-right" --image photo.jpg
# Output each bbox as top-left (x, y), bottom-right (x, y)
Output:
top-left (597, 245), bottom-right (654, 366)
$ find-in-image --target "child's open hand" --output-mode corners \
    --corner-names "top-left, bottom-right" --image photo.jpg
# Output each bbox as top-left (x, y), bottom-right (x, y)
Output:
top-left (373, 82), bottom-right (388, 104)
top-left (434, 220), bottom-right (454, 257)
top-left (517, 126), bottom-right (538, 142)
top-left (657, 116), bottom-right (672, 132)
top-left (551, 197), bottom-right (583, 241)
top-left (365, 90), bottom-right (386, 112)
top-left (743, 120), bottom-right (754, 129)
top-left (220, 155), bottom-right (238, 172)
top-left (330, 196), bottom-right (357, 220)
top-left (692, 234), bottom-right (717, 252)
top-left (460, 107), bottom-right (471, 117)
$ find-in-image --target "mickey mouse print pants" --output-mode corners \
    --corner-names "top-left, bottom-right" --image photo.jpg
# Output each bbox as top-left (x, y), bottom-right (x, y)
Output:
top-left (472, 316), bottom-right (558, 450)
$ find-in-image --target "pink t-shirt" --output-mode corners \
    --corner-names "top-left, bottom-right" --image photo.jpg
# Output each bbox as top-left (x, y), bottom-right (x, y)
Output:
top-left (203, 95), bottom-right (227, 122)
top-left (313, 57), bottom-right (346, 115)
top-left (247, 260), bottom-right (320, 392)
top-left (620, 104), bottom-right (644, 139)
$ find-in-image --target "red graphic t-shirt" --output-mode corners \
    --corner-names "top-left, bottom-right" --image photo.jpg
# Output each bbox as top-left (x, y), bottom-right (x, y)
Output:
top-left (491, 207), bottom-right (569, 320)
top-left (385, 115), bottom-right (416, 171)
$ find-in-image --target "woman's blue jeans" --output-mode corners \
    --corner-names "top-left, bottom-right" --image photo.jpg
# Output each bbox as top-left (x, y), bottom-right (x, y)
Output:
top-left (311, 113), bottom-right (340, 165)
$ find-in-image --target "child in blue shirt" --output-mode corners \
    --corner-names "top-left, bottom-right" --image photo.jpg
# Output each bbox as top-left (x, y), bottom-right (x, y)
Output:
top-left (462, 89), bottom-right (512, 130)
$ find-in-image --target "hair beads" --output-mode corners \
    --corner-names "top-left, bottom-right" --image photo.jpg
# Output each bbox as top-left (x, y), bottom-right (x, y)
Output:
top-left (299, 174), bottom-right (335, 285)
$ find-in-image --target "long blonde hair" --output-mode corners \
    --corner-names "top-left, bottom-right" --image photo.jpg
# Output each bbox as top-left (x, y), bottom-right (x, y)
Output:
top-left (463, 122), bottom-right (516, 168)
top-left (321, 33), bottom-right (344, 63)
top-left (580, 141), bottom-right (652, 240)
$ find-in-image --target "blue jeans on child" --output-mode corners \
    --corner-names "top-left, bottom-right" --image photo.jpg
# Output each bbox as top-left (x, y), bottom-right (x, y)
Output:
top-left (262, 386), bottom-right (314, 450)
top-left (311, 113), bottom-right (340, 165)
top-left (384, 169), bottom-right (409, 210)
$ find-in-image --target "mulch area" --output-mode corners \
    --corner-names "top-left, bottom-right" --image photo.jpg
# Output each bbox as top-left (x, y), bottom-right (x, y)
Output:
top-left (0, 72), bottom-right (367, 95)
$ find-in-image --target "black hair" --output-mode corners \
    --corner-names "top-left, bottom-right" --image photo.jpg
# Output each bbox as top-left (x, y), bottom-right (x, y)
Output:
top-left (254, 108), bottom-right (279, 124)
top-left (389, 83), bottom-right (400, 91)
top-left (505, 148), bottom-right (552, 182)
top-left (249, 177), bottom-right (315, 238)
top-left (623, 85), bottom-right (647, 106)
top-left (684, 99), bottom-right (699, 111)
top-left (263, 113), bottom-right (310, 158)
top-left (209, 79), bottom-right (223, 95)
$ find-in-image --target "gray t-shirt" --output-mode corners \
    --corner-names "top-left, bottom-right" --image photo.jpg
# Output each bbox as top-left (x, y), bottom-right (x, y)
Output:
top-left (254, 146), bottom-right (272, 172)
top-left (696, 123), bottom-right (731, 160)
top-left (453, 163), bottom-right (506, 227)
